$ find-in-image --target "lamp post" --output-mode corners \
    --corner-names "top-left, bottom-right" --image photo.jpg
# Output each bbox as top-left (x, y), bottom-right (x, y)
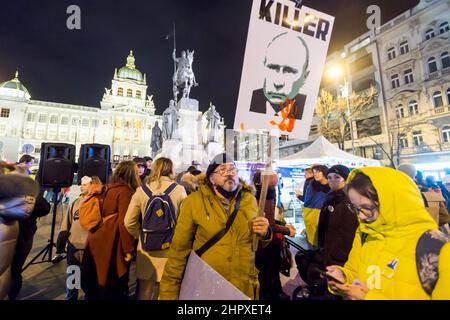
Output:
top-left (327, 65), bottom-right (356, 155)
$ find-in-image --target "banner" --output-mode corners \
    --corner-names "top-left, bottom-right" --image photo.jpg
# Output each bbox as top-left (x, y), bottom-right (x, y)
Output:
top-left (234, 0), bottom-right (334, 140)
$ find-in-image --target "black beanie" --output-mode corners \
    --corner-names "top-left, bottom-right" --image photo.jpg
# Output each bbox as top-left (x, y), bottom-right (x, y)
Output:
top-left (206, 153), bottom-right (235, 179)
top-left (327, 165), bottom-right (350, 181)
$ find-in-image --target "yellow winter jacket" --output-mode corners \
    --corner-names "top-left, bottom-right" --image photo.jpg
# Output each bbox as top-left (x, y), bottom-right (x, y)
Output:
top-left (159, 177), bottom-right (271, 300)
top-left (332, 167), bottom-right (450, 300)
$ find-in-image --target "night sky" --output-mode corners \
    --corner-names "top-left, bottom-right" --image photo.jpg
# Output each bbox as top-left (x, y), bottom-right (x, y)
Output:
top-left (0, 0), bottom-right (418, 128)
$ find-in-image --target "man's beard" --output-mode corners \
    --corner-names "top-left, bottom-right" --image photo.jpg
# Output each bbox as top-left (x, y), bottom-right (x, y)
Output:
top-left (215, 177), bottom-right (238, 199)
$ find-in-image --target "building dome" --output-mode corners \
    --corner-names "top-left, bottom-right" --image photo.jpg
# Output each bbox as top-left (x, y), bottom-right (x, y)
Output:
top-left (117, 50), bottom-right (144, 82)
top-left (0, 71), bottom-right (31, 99)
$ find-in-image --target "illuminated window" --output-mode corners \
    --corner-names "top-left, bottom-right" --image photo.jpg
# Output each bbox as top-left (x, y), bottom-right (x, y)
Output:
top-left (26, 113), bottom-right (35, 122)
top-left (409, 100), bottom-right (419, 115)
top-left (136, 90), bottom-right (142, 99)
top-left (391, 74), bottom-right (400, 89)
top-left (400, 41), bottom-right (409, 55)
top-left (443, 126), bottom-right (450, 143)
top-left (59, 131), bottom-right (68, 141)
top-left (440, 22), bottom-right (449, 34)
top-left (413, 131), bottom-right (423, 146)
top-left (50, 115), bottom-right (58, 124)
top-left (434, 91), bottom-right (443, 108)
top-left (0, 108), bottom-right (10, 118)
top-left (442, 52), bottom-right (450, 69)
top-left (61, 116), bottom-right (69, 125)
top-left (48, 130), bottom-right (57, 140)
top-left (399, 135), bottom-right (408, 148)
top-left (38, 114), bottom-right (48, 123)
top-left (428, 57), bottom-right (438, 73)
top-left (404, 69), bottom-right (414, 84)
top-left (425, 28), bottom-right (435, 40)
top-left (387, 47), bottom-right (396, 61)
top-left (127, 89), bottom-right (132, 97)
top-left (396, 105), bottom-right (405, 118)
top-left (117, 87), bottom-right (123, 96)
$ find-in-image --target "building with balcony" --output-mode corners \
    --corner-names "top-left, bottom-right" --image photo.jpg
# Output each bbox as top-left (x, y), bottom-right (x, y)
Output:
top-left (379, 0), bottom-right (450, 177)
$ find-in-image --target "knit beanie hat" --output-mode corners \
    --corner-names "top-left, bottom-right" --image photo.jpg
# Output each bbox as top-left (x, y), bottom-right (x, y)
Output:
top-left (327, 165), bottom-right (350, 181)
top-left (206, 153), bottom-right (234, 179)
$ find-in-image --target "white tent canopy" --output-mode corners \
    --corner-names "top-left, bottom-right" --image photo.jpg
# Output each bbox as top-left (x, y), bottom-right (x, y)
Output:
top-left (276, 136), bottom-right (381, 168)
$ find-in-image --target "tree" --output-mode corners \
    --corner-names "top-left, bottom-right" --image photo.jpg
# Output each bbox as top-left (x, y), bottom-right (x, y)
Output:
top-left (315, 87), bottom-right (378, 150)
top-left (365, 117), bottom-right (413, 168)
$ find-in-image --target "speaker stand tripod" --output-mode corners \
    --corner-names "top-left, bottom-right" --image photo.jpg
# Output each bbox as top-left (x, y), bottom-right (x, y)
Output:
top-left (22, 188), bottom-right (61, 272)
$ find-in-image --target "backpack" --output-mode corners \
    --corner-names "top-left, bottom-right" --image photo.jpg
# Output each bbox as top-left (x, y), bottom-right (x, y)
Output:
top-left (361, 225), bottom-right (450, 297)
top-left (140, 182), bottom-right (178, 251)
top-left (79, 185), bottom-right (108, 232)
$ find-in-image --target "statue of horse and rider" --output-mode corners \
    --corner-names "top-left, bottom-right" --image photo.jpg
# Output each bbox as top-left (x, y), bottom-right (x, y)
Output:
top-left (172, 49), bottom-right (198, 102)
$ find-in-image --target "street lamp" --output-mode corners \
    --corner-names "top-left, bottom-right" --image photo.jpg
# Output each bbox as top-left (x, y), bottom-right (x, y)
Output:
top-left (327, 64), bottom-right (356, 155)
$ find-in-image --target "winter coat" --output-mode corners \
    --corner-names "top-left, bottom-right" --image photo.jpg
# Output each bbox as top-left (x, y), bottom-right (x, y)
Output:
top-left (331, 168), bottom-right (450, 299)
top-left (159, 176), bottom-right (272, 300)
top-left (0, 216), bottom-right (19, 299)
top-left (303, 180), bottom-right (330, 246)
top-left (83, 183), bottom-right (135, 287)
top-left (0, 174), bottom-right (39, 299)
top-left (421, 189), bottom-right (450, 226)
top-left (317, 189), bottom-right (359, 267)
top-left (57, 196), bottom-right (89, 252)
top-left (124, 177), bottom-right (187, 282)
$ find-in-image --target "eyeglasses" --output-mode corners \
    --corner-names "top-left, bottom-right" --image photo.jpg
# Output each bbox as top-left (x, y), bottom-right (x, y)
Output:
top-left (346, 203), bottom-right (377, 218)
top-left (213, 166), bottom-right (238, 176)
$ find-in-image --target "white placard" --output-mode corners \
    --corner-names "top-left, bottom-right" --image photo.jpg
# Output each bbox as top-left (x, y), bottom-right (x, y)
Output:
top-left (234, 0), bottom-right (334, 140)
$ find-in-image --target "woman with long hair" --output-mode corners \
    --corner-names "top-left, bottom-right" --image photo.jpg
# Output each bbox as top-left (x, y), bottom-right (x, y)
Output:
top-left (82, 161), bottom-right (140, 300)
top-left (125, 157), bottom-right (186, 300)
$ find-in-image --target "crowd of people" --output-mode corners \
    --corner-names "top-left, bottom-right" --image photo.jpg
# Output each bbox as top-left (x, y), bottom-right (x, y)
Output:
top-left (1, 152), bottom-right (450, 300)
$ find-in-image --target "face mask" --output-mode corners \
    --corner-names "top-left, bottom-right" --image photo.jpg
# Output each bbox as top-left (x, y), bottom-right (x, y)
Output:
top-left (216, 185), bottom-right (238, 200)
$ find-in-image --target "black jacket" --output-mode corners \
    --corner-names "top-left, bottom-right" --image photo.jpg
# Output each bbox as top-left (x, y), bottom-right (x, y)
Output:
top-left (317, 189), bottom-right (358, 267)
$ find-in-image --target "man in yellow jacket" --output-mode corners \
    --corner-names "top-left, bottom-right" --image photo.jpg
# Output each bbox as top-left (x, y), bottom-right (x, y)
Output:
top-left (160, 153), bottom-right (271, 300)
top-left (326, 167), bottom-right (450, 300)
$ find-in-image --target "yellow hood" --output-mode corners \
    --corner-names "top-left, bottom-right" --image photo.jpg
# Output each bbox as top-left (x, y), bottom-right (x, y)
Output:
top-left (347, 167), bottom-right (437, 239)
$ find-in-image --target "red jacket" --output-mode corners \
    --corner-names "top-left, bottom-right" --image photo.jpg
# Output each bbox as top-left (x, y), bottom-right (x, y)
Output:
top-left (84, 183), bottom-right (135, 286)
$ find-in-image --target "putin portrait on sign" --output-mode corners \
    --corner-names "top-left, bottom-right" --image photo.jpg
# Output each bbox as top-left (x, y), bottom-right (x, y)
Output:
top-left (250, 32), bottom-right (310, 120)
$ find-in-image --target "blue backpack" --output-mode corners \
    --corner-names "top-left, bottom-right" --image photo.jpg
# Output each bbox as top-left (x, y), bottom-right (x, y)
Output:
top-left (140, 183), bottom-right (178, 251)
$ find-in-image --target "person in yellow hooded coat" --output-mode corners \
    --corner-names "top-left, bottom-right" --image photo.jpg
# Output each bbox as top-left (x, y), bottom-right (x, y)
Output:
top-left (326, 167), bottom-right (450, 300)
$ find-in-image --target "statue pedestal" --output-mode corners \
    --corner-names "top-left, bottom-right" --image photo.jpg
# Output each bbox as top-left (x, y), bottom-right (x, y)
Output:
top-left (205, 142), bottom-right (223, 163)
top-left (178, 98), bottom-right (199, 112)
top-left (161, 139), bottom-right (183, 167)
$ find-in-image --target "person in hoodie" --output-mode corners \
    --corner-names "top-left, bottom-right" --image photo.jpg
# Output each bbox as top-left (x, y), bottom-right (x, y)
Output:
top-left (326, 167), bottom-right (450, 300)
top-left (302, 164), bottom-right (330, 246)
